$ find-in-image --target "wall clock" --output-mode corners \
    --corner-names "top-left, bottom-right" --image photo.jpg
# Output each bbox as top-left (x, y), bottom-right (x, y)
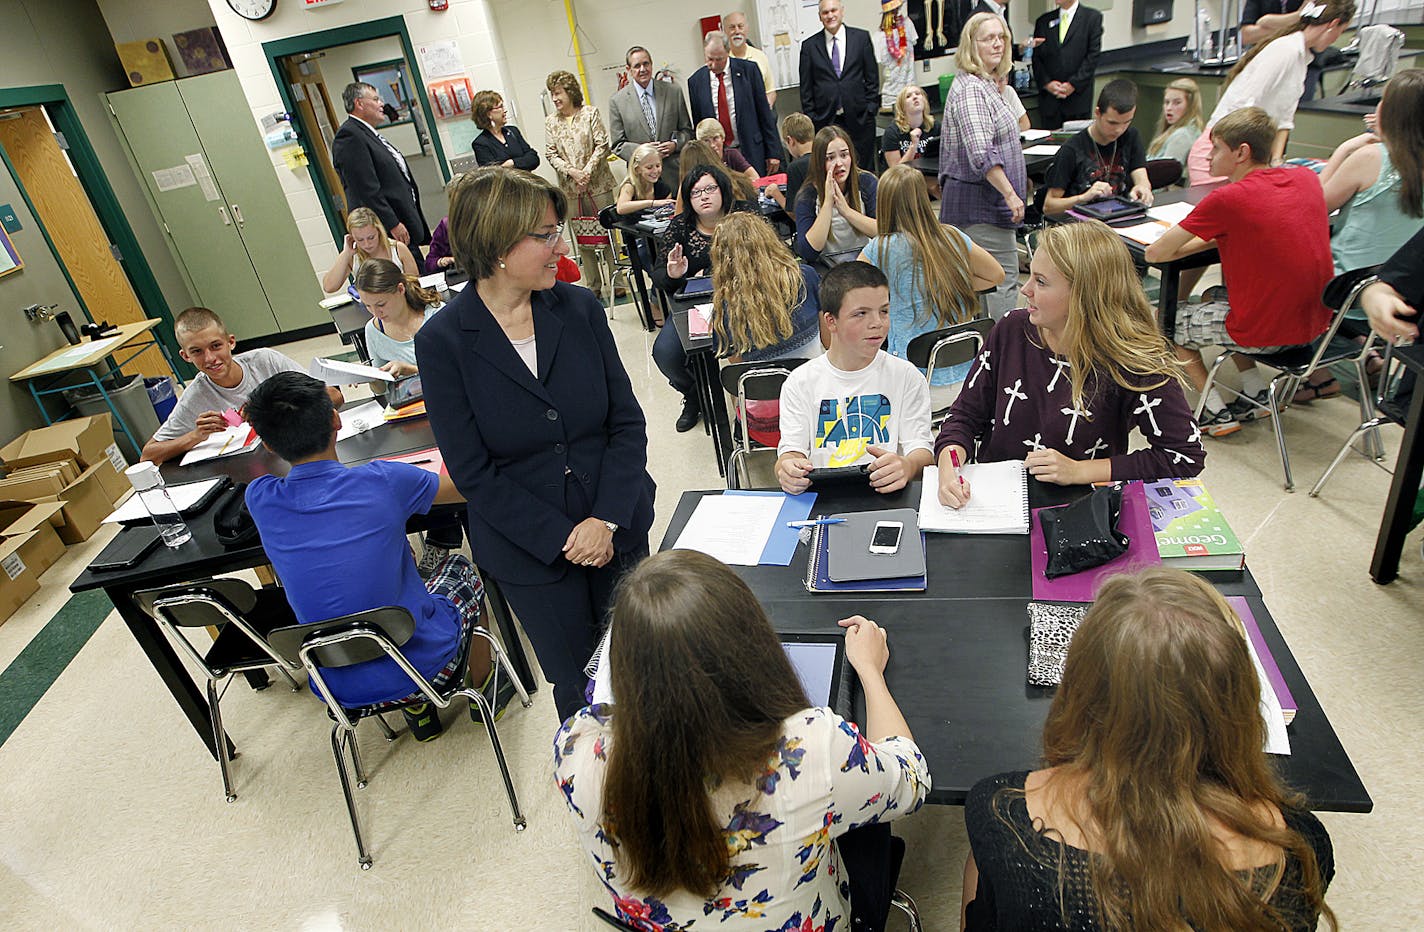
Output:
top-left (226, 0), bottom-right (277, 21)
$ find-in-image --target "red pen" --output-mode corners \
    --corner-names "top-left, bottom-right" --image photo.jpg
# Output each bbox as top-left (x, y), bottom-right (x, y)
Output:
top-left (948, 448), bottom-right (967, 489)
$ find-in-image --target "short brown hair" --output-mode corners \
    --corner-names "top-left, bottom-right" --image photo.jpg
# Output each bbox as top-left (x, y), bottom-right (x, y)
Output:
top-left (545, 70), bottom-right (583, 108)
top-left (781, 112), bottom-right (814, 144)
top-left (819, 260), bottom-right (887, 318)
top-left (1211, 106), bottom-right (1276, 165)
top-left (447, 167), bottom-right (568, 281)
top-left (471, 90), bottom-right (502, 131)
top-left (174, 306), bottom-right (227, 339)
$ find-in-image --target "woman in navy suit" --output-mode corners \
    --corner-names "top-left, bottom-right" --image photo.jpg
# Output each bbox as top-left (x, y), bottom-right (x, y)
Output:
top-left (417, 167), bottom-right (656, 721)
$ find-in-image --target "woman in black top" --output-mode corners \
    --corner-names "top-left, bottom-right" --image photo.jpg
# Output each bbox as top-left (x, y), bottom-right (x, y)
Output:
top-left (470, 90), bottom-right (540, 170)
top-left (964, 568), bottom-right (1335, 932)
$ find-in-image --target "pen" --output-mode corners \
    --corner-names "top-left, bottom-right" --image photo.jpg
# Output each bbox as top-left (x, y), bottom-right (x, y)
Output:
top-left (216, 434), bottom-right (234, 456)
top-left (787, 518), bottom-right (847, 528)
top-left (406, 458), bottom-right (433, 465)
top-left (948, 448), bottom-right (967, 490)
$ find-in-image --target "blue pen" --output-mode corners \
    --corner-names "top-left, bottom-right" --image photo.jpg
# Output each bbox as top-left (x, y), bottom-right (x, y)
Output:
top-left (786, 518), bottom-right (847, 528)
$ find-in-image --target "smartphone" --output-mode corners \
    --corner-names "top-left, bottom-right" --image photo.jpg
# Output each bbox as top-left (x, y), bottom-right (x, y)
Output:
top-left (869, 521), bottom-right (903, 555)
top-left (90, 527), bottom-right (163, 572)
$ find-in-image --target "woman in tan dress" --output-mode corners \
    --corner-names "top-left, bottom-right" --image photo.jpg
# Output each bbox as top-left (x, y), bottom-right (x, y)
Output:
top-left (544, 70), bottom-right (616, 294)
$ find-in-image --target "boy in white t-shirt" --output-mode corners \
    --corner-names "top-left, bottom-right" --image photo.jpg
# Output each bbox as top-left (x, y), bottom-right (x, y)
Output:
top-left (776, 261), bottom-right (934, 494)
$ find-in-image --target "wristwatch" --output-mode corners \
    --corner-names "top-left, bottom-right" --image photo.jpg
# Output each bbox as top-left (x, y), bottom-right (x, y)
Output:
top-left (602, 520), bottom-right (618, 534)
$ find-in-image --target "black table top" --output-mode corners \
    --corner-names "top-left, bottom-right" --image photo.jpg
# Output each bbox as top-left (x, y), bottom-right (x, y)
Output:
top-left (660, 483), bottom-right (1369, 811)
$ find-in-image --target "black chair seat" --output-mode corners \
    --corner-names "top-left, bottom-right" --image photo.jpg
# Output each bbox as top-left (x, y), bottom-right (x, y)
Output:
top-left (1145, 158), bottom-right (1183, 189)
top-left (1248, 334), bottom-right (1357, 371)
top-left (204, 588), bottom-right (299, 673)
top-left (1322, 264), bottom-right (1381, 310)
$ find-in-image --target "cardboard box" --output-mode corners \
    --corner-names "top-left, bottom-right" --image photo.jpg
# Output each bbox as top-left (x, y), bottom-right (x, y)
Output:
top-left (0, 500), bottom-right (67, 577)
top-left (0, 465), bottom-right (74, 502)
top-left (31, 465), bottom-right (114, 545)
top-left (0, 415), bottom-right (129, 505)
top-left (0, 536), bottom-right (41, 627)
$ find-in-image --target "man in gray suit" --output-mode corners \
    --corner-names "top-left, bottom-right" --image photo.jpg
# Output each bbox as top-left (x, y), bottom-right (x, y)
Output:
top-left (608, 46), bottom-right (694, 180)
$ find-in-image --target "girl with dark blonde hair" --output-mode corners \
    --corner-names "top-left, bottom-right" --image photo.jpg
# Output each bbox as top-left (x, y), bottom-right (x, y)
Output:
top-left (861, 163), bottom-right (1004, 385)
top-left (1147, 77), bottom-right (1204, 171)
top-left (935, 220), bottom-right (1203, 508)
top-left (794, 125), bottom-right (879, 268)
top-left (555, 549), bottom-right (930, 931)
top-left (321, 206), bottom-right (418, 293)
top-left (963, 567), bottom-right (1336, 931)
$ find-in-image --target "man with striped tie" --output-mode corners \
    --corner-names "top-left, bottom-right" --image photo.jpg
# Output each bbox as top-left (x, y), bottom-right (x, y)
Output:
top-left (333, 82), bottom-right (431, 264)
top-left (608, 46), bottom-right (694, 180)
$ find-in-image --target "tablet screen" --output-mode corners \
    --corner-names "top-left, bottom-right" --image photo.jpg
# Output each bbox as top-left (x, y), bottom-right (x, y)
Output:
top-left (783, 640), bottom-right (839, 707)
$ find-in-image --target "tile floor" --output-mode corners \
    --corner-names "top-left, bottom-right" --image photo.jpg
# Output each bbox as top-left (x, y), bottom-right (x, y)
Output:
top-left (0, 299), bottom-right (1419, 929)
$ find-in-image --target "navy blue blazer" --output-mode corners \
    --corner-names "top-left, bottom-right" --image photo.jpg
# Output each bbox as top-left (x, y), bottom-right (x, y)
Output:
top-left (331, 118), bottom-right (431, 246)
top-left (687, 60), bottom-right (782, 174)
top-left (417, 281), bottom-right (656, 584)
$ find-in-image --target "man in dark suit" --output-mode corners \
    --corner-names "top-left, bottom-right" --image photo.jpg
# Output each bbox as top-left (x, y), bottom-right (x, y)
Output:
top-left (1031, 0), bottom-right (1104, 129)
top-left (608, 45), bottom-right (695, 180)
top-left (687, 31), bottom-right (782, 175)
top-left (332, 82), bottom-right (431, 261)
top-left (798, 0), bottom-right (880, 169)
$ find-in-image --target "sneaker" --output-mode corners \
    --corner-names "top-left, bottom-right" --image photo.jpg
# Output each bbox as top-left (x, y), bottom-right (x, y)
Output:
top-left (417, 543), bottom-right (450, 579)
top-left (675, 395), bottom-right (701, 432)
top-left (470, 666), bottom-right (518, 725)
top-left (1199, 406), bottom-right (1242, 437)
top-left (402, 703), bottom-right (444, 741)
top-left (1227, 388), bottom-right (1274, 422)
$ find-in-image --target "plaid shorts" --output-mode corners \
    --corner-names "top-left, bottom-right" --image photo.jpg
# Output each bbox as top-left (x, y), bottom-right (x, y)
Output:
top-left (1174, 298), bottom-right (1290, 354)
top-left (371, 553), bottom-right (485, 710)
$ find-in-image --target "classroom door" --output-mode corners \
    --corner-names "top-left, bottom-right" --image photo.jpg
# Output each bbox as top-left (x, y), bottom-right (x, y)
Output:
top-left (281, 55), bottom-right (347, 222)
top-left (0, 107), bottom-right (167, 378)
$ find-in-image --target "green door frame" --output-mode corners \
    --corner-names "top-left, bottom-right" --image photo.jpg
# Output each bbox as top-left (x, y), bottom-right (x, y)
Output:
top-left (0, 84), bottom-right (186, 375)
top-left (263, 16), bottom-right (451, 244)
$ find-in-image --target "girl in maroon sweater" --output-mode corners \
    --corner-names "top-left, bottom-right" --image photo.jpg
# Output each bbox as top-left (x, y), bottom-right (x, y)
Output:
top-left (936, 221), bottom-right (1204, 507)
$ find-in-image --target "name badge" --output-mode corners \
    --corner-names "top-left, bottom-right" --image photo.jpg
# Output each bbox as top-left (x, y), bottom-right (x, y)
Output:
top-left (1049, 17), bottom-right (1060, 27)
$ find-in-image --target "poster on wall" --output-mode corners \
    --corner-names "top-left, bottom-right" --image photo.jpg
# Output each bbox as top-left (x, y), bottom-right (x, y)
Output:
top-left (751, 0), bottom-right (825, 89)
top-left (0, 225), bottom-right (22, 278)
top-left (418, 39), bottom-right (466, 78)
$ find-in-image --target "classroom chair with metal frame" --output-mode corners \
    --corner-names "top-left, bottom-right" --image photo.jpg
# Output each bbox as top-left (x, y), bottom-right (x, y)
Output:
top-left (592, 203), bottom-right (644, 318)
top-left (267, 606), bottom-right (530, 869)
top-left (1144, 157), bottom-right (1183, 190)
top-left (905, 317), bottom-right (994, 428)
top-left (1189, 290), bottom-right (1360, 492)
top-left (132, 578), bottom-right (303, 803)
top-left (719, 358), bottom-right (811, 490)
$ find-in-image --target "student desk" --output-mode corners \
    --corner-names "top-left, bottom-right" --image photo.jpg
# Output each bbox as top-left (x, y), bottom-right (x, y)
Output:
top-left (669, 298), bottom-right (735, 478)
top-left (607, 215), bottom-right (664, 332)
top-left (907, 151), bottom-right (1057, 184)
top-left (1371, 343), bottom-right (1424, 584)
top-left (68, 413), bottom-right (539, 762)
top-left (10, 320), bottom-right (185, 455)
top-left (661, 482), bottom-right (1372, 811)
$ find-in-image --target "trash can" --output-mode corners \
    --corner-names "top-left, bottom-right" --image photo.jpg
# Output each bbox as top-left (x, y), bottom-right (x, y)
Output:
top-left (62, 374), bottom-right (161, 463)
top-left (145, 376), bottom-right (177, 424)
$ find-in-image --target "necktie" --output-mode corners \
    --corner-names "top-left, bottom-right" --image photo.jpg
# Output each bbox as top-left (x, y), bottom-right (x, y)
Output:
top-left (716, 72), bottom-right (735, 144)
top-left (640, 87), bottom-right (657, 137)
top-left (376, 130), bottom-right (412, 184)
top-left (1058, 12), bottom-right (1069, 41)
top-left (831, 36), bottom-right (842, 77)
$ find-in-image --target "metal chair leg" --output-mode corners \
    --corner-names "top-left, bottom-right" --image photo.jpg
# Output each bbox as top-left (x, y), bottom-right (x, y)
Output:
top-left (1265, 380), bottom-right (1295, 491)
top-left (276, 666), bottom-right (302, 692)
top-left (346, 727), bottom-right (369, 788)
top-left (330, 724), bottom-right (372, 869)
top-left (1310, 418), bottom-right (1388, 497)
top-left (463, 688), bottom-right (527, 831)
top-left (208, 677), bottom-right (237, 803)
top-left (372, 712), bottom-right (398, 741)
top-left (473, 628), bottom-right (532, 709)
top-left (890, 889), bottom-right (923, 932)
top-left (1192, 351), bottom-right (1235, 420)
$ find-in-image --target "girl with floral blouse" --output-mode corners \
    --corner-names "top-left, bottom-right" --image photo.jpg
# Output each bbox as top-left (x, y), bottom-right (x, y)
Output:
top-left (554, 550), bottom-right (930, 931)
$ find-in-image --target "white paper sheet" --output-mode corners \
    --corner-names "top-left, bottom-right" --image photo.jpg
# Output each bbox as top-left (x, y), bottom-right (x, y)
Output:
top-left (335, 401), bottom-right (388, 441)
top-left (309, 356), bottom-right (394, 384)
top-left (26, 336), bottom-right (125, 374)
top-left (1023, 144), bottom-right (1062, 156)
top-left (104, 477), bottom-right (225, 524)
top-left (1147, 201), bottom-right (1196, 225)
top-left (179, 424), bottom-right (259, 465)
top-left (671, 494), bottom-right (785, 565)
top-left (417, 272), bottom-right (446, 290)
top-left (1021, 128), bottom-right (1052, 141)
top-left (1116, 221), bottom-right (1170, 246)
top-left (1241, 619), bottom-right (1293, 755)
top-left (918, 463), bottom-right (1029, 534)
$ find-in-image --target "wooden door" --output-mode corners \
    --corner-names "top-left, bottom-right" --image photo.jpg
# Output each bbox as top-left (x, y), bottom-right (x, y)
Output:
top-left (282, 55), bottom-right (347, 222)
top-left (0, 107), bottom-right (169, 378)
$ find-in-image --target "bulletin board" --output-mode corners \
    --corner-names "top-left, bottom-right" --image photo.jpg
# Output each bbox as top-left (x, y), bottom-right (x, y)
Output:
top-left (0, 226), bottom-right (22, 279)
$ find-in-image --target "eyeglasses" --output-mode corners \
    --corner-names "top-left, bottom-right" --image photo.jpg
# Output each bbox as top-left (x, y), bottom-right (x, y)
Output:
top-left (526, 222), bottom-right (566, 248)
top-left (690, 184), bottom-right (720, 199)
top-left (976, 33), bottom-right (1007, 44)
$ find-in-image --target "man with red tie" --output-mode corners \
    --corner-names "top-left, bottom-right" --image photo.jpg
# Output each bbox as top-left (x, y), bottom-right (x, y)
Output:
top-left (799, 0), bottom-right (880, 169)
top-left (687, 31), bottom-right (782, 174)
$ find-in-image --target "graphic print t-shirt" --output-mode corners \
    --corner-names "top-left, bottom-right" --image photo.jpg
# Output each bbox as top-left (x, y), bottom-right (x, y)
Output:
top-left (777, 351), bottom-right (934, 467)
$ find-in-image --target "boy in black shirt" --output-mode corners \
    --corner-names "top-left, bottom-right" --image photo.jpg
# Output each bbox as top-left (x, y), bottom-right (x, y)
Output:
top-left (1042, 79), bottom-right (1154, 216)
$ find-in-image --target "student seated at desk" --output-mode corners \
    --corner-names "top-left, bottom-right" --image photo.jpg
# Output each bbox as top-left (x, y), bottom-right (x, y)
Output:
top-left (1146, 108), bottom-right (1334, 438)
top-left (615, 143), bottom-right (675, 216)
top-left (243, 372), bottom-right (513, 739)
top-left (1146, 78), bottom-right (1204, 181)
top-left (935, 221), bottom-right (1204, 508)
top-left (140, 307), bottom-right (343, 465)
top-left (795, 126), bottom-right (879, 268)
top-left (321, 207), bottom-right (419, 294)
top-left (675, 139), bottom-right (759, 209)
top-left (555, 550), bottom-right (930, 932)
top-left (861, 163), bottom-right (1005, 387)
top-left (766, 112), bottom-right (815, 211)
top-left (776, 262), bottom-right (934, 495)
top-left (1041, 79), bottom-right (1153, 217)
top-left (962, 568), bottom-right (1335, 931)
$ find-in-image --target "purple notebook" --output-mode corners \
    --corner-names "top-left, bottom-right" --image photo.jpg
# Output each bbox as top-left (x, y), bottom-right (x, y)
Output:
top-left (1228, 596), bottom-right (1298, 721)
top-left (1029, 482), bottom-right (1162, 601)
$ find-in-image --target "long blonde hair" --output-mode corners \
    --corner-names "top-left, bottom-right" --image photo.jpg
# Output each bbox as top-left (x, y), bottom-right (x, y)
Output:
top-left (1035, 221), bottom-right (1186, 413)
top-left (622, 143), bottom-right (663, 200)
top-left (1149, 77), bottom-right (1204, 154)
top-left (892, 86), bottom-right (935, 134)
top-left (872, 164), bottom-right (977, 328)
top-left (709, 212), bottom-right (805, 356)
top-left (346, 207), bottom-right (394, 263)
top-left (1015, 568), bottom-right (1336, 931)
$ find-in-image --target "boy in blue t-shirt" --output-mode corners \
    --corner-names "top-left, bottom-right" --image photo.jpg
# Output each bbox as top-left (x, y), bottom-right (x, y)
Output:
top-left (244, 371), bottom-right (506, 739)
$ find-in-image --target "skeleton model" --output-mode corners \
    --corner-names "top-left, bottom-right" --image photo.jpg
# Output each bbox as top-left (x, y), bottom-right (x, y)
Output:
top-left (767, 0), bottom-right (797, 87)
top-left (923, 0), bottom-right (948, 52)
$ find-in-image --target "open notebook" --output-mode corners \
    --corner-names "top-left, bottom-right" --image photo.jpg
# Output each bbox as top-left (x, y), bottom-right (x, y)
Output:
top-left (918, 462), bottom-right (1030, 534)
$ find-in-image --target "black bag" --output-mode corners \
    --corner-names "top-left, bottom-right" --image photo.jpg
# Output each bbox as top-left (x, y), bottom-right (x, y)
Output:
top-left (214, 482), bottom-right (260, 548)
top-left (1038, 484), bottom-right (1128, 579)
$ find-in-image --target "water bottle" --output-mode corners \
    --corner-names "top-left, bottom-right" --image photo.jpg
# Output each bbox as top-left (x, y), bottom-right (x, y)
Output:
top-left (124, 462), bottom-right (193, 547)
top-left (1022, 43), bottom-right (1033, 80)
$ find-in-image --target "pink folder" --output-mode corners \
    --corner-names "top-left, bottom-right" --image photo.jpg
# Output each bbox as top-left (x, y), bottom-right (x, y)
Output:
top-left (1030, 481), bottom-right (1162, 601)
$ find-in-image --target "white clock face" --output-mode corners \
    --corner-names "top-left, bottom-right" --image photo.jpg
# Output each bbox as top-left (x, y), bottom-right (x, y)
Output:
top-left (226, 0), bottom-right (277, 21)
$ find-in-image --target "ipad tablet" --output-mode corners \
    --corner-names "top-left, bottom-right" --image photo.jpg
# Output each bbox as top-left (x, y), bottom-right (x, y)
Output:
top-left (1078, 195), bottom-right (1147, 223)
top-left (781, 632), bottom-right (856, 721)
top-left (90, 527), bottom-right (163, 572)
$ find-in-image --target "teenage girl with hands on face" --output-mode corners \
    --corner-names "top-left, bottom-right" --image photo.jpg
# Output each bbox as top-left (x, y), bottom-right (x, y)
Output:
top-left (321, 207), bottom-right (419, 294)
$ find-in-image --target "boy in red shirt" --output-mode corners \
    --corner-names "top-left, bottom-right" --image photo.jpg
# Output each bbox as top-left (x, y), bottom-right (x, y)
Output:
top-left (1146, 107), bottom-right (1334, 436)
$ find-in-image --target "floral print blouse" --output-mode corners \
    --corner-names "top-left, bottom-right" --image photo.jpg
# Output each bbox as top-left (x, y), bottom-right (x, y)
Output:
top-left (553, 704), bottom-right (931, 931)
top-left (544, 105), bottom-right (616, 201)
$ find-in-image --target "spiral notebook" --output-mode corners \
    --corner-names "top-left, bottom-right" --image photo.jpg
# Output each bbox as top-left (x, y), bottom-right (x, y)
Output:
top-left (918, 462), bottom-right (1030, 534)
top-left (804, 522), bottom-right (927, 593)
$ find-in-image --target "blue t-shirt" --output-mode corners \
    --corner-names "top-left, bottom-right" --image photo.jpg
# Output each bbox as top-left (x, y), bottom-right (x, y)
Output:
top-left (246, 459), bottom-right (460, 706)
top-left (864, 230), bottom-right (977, 385)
